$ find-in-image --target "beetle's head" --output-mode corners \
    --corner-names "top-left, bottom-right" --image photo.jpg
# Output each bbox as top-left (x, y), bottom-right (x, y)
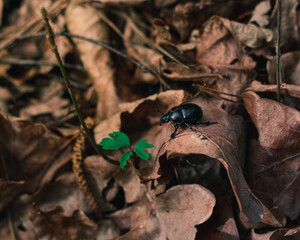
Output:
top-left (160, 114), bottom-right (170, 125)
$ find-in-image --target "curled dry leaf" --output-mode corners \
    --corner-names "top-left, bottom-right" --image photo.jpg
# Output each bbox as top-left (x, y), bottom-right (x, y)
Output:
top-left (247, 80), bottom-right (300, 99)
top-left (156, 97), bottom-right (284, 226)
top-left (246, 80), bottom-right (300, 111)
top-left (66, 4), bottom-right (120, 120)
top-left (243, 91), bottom-right (300, 220)
top-left (119, 184), bottom-right (215, 240)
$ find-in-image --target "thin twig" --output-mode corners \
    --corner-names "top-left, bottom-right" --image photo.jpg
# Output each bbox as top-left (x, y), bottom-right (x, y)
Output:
top-left (0, 58), bottom-right (85, 71)
top-left (0, 31), bottom-right (151, 73)
top-left (41, 6), bottom-right (119, 166)
top-left (276, 0), bottom-right (281, 102)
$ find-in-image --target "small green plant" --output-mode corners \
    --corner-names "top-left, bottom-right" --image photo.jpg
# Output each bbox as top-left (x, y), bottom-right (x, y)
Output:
top-left (100, 132), bottom-right (154, 170)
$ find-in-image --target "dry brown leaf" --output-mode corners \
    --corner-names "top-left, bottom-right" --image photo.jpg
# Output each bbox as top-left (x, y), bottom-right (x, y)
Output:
top-left (220, 17), bottom-right (272, 48)
top-left (114, 165), bottom-right (146, 204)
top-left (94, 90), bottom-right (185, 142)
top-left (278, 0), bottom-right (300, 51)
top-left (66, 4), bottom-right (119, 120)
top-left (0, 87), bottom-right (12, 113)
top-left (20, 95), bottom-right (69, 120)
top-left (250, 1), bottom-right (271, 27)
top-left (0, 113), bottom-right (73, 191)
top-left (196, 198), bottom-right (240, 240)
top-left (84, 155), bottom-right (119, 193)
top-left (243, 91), bottom-right (300, 220)
top-left (128, 45), bottom-right (161, 85)
top-left (0, 179), bottom-right (27, 214)
top-left (248, 80), bottom-right (300, 99)
top-left (249, 229), bottom-right (274, 240)
top-left (270, 228), bottom-right (300, 240)
top-left (119, 184), bottom-right (215, 240)
top-left (161, 61), bottom-right (218, 84)
top-left (106, 207), bottom-right (132, 230)
top-left (155, 184), bottom-right (216, 240)
top-left (156, 97), bottom-right (285, 226)
top-left (267, 51), bottom-right (300, 86)
top-left (195, 16), bottom-right (256, 112)
top-left (246, 80), bottom-right (300, 111)
top-left (154, 0), bottom-right (177, 8)
top-left (0, 171), bottom-right (94, 239)
top-left (30, 206), bottom-right (98, 240)
top-left (243, 91), bottom-right (300, 150)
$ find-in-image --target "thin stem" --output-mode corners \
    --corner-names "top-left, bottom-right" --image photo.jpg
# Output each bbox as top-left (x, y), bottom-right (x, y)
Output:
top-left (276, 0), bottom-right (281, 102)
top-left (41, 6), bottom-right (118, 166)
top-left (0, 31), bottom-right (150, 73)
top-left (0, 58), bottom-right (85, 71)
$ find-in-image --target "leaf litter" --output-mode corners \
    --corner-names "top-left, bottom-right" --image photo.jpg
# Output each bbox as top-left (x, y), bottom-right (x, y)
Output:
top-left (0, 0), bottom-right (299, 239)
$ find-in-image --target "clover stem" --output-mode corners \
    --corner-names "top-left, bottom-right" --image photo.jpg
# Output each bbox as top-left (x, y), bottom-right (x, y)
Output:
top-left (41, 6), bottom-right (118, 165)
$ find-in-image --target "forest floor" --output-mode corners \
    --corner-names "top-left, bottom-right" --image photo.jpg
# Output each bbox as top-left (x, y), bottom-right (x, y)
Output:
top-left (0, 0), bottom-right (299, 239)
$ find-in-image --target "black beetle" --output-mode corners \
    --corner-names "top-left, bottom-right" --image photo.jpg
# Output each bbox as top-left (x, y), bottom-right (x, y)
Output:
top-left (160, 103), bottom-right (213, 139)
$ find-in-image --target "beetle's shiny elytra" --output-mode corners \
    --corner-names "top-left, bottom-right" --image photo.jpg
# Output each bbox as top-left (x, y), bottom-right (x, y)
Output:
top-left (160, 103), bottom-right (211, 139)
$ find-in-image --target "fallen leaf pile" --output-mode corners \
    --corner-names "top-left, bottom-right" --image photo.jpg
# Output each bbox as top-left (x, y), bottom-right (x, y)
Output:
top-left (0, 0), bottom-right (299, 239)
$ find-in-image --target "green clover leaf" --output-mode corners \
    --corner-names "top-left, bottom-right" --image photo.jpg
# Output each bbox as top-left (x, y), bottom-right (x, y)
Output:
top-left (134, 139), bottom-right (154, 160)
top-left (100, 131), bottom-right (130, 150)
top-left (120, 151), bottom-right (133, 170)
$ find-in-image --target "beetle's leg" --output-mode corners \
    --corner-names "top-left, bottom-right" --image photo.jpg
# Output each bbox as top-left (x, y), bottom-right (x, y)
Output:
top-left (171, 124), bottom-right (178, 139)
top-left (184, 122), bottom-right (196, 131)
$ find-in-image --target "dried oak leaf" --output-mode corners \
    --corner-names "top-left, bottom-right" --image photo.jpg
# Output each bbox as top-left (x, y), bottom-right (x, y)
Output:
top-left (243, 91), bottom-right (300, 150)
top-left (0, 113), bottom-right (73, 191)
top-left (157, 97), bottom-right (284, 226)
top-left (243, 91), bottom-right (300, 220)
top-left (195, 16), bottom-right (257, 112)
top-left (118, 184), bottom-right (215, 240)
top-left (66, 4), bottom-right (120, 120)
